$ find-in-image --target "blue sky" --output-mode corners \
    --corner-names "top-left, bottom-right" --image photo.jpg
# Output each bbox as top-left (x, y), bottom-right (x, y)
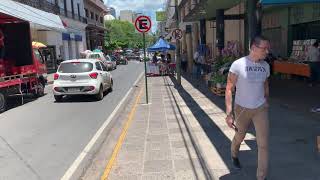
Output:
top-left (105, 0), bottom-right (166, 32)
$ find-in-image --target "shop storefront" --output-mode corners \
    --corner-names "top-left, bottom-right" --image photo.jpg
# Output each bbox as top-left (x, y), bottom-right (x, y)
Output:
top-left (262, 1), bottom-right (320, 78)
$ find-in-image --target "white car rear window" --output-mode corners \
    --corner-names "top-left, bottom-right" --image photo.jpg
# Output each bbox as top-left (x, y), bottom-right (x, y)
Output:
top-left (58, 62), bottom-right (93, 73)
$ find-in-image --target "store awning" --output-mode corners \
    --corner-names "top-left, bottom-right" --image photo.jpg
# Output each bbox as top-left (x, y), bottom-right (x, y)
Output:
top-left (0, 0), bottom-right (65, 31)
top-left (260, 0), bottom-right (320, 5)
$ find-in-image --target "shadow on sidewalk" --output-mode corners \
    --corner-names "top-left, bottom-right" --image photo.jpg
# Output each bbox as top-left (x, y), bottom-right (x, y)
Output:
top-left (162, 76), bottom-right (214, 180)
top-left (171, 73), bottom-right (320, 180)
top-left (167, 75), bottom-right (257, 179)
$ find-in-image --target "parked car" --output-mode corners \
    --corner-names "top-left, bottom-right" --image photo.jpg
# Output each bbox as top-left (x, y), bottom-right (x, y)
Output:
top-left (86, 52), bottom-right (108, 67)
top-left (110, 55), bottom-right (118, 67)
top-left (111, 55), bottom-right (120, 65)
top-left (105, 55), bottom-right (117, 70)
top-left (52, 59), bottom-right (113, 102)
top-left (114, 55), bottom-right (128, 65)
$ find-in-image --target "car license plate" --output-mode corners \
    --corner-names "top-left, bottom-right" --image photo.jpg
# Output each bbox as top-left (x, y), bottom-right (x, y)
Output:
top-left (68, 87), bottom-right (80, 92)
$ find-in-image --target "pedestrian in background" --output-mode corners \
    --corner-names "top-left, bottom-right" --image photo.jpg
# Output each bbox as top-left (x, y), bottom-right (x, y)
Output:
top-left (193, 50), bottom-right (200, 78)
top-left (166, 53), bottom-right (171, 63)
top-left (152, 53), bottom-right (157, 64)
top-left (181, 50), bottom-right (187, 72)
top-left (225, 35), bottom-right (270, 180)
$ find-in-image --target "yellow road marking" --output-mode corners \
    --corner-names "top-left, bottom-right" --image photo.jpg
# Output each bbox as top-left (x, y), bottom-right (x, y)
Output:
top-left (101, 88), bottom-right (143, 180)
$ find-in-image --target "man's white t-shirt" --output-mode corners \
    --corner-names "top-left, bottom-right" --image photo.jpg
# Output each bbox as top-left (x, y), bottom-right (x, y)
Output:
top-left (229, 56), bottom-right (270, 109)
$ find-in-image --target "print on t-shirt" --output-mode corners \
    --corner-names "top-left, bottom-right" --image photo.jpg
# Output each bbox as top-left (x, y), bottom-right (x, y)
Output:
top-left (246, 64), bottom-right (267, 83)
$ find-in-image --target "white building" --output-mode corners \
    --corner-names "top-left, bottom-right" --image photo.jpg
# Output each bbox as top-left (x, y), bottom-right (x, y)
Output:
top-left (57, 0), bottom-right (87, 60)
top-left (120, 10), bottom-right (133, 23)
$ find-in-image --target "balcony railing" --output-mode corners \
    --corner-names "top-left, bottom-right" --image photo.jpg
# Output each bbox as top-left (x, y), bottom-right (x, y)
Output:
top-left (87, 18), bottom-right (104, 28)
top-left (14, 0), bottom-right (60, 14)
top-left (59, 8), bottom-right (88, 24)
top-left (86, 0), bottom-right (108, 12)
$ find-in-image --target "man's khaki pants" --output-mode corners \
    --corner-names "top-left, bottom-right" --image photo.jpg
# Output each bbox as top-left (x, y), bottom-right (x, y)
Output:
top-left (231, 103), bottom-right (269, 180)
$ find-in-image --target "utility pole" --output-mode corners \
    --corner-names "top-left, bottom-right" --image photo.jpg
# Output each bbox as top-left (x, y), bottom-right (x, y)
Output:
top-left (175, 0), bottom-right (181, 85)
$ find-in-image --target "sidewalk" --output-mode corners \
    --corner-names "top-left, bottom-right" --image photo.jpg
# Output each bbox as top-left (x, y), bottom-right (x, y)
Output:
top-left (105, 75), bottom-right (320, 180)
top-left (106, 76), bottom-right (212, 179)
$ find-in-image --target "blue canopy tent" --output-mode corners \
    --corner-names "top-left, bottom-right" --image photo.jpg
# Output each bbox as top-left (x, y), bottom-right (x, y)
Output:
top-left (148, 38), bottom-right (176, 52)
top-left (260, 0), bottom-right (320, 5)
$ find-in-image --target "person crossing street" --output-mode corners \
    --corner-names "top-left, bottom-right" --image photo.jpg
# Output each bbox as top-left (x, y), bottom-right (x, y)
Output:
top-left (225, 35), bottom-right (271, 180)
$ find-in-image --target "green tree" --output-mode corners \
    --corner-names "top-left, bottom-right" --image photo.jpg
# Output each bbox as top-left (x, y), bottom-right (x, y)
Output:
top-left (104, 20), bottom-right (156, 50)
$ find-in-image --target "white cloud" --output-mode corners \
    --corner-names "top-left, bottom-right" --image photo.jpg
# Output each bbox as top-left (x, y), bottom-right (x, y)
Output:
top-left (106, 0), bottom-right (166, 32)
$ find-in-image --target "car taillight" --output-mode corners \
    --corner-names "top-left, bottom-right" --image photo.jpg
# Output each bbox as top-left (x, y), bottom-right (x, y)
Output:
top-left (89, 72), bottom-right (98, 79)
top-left (54, 73), bottom-right (59, 80)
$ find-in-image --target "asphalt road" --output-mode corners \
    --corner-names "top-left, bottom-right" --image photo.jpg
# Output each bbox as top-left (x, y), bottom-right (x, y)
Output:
top-left (0, 61), bottom-right (144, 180)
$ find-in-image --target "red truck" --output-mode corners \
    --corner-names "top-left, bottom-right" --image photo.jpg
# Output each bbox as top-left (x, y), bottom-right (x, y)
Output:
top-left (0, 12), bottom-right (48, 112)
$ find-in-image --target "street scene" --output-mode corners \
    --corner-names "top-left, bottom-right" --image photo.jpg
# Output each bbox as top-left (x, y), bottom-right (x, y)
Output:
top-left (0, 0), bottom-right (320, 180)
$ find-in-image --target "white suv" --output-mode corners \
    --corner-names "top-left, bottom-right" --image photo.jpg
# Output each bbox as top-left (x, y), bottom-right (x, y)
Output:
top-left (52, 59), bottom-right (113, 102)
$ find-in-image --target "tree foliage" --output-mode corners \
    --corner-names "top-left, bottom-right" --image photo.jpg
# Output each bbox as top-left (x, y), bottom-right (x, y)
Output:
top-left (104, 20), bottom-right (156, 50)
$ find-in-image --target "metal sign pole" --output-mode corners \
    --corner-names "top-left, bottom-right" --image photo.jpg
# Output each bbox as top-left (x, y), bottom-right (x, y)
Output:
top-left (175, 0), bottom-right (181, 85)
top-left (143, 32), bottom-right (149, 104)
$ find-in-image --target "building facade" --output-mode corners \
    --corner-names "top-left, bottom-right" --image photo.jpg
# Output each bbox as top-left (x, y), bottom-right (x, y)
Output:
top-left (164, 0), bottom-right (320, 74)
top-left (57, 0), bottom-right (88, 61)
top-left (84, 0), bottom-right (108, 51)
top-left (164, 0), bottom-right (260, 72)
top-left (262, 3), bottom-right (320, 57)
top-left (157, 21), bottom-right (167, 37)
top-left (120, 10), bottom-right (133, 23)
